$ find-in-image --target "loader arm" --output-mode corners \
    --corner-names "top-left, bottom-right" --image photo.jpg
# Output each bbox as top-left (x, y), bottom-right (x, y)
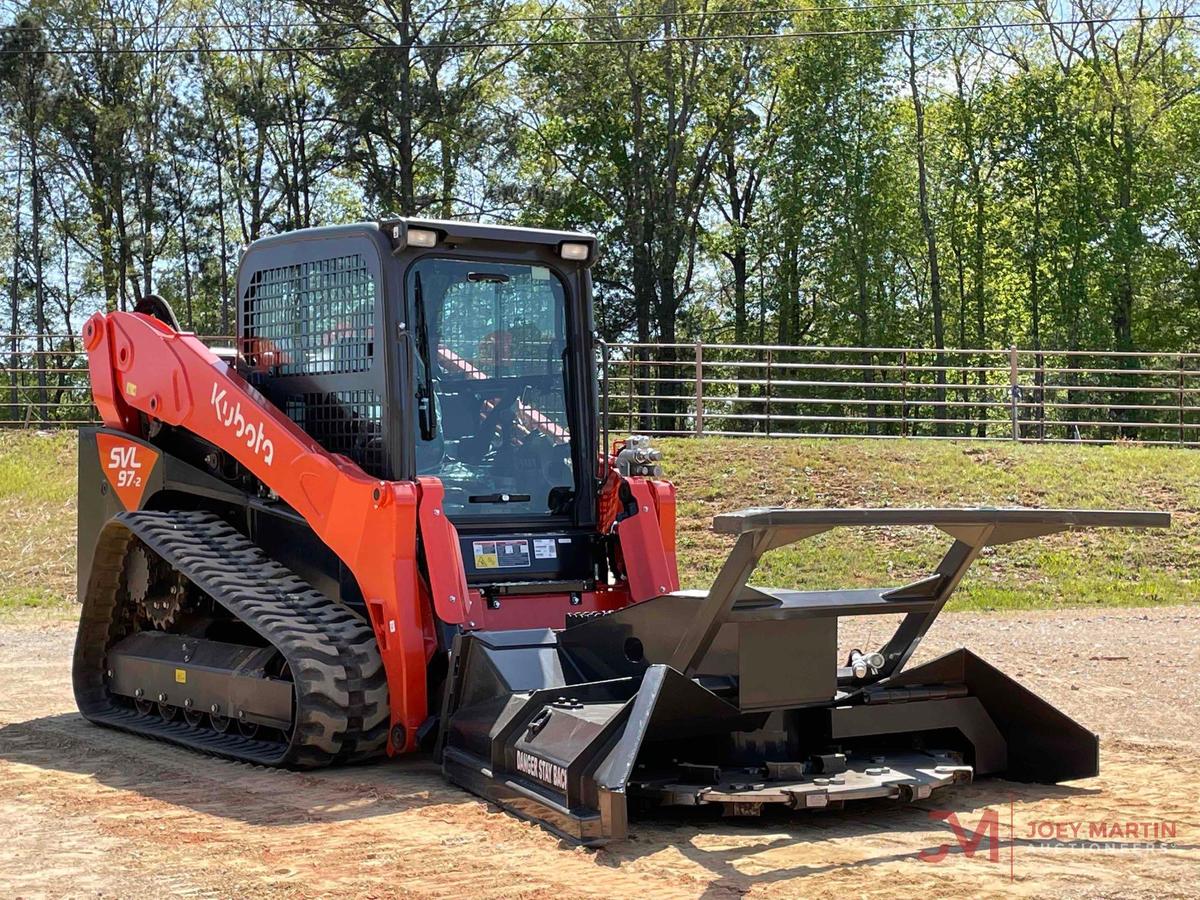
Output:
top-left (83, 310), bottom-right (468, 752)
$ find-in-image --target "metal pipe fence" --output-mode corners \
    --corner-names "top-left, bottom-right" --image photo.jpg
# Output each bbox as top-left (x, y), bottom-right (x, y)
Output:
top-left (0, 333), bottom-right (235, 426)
top-left (603, 342), bottom-right (1200, 446)
top-left (5, 334), bottom-right (1200, 445)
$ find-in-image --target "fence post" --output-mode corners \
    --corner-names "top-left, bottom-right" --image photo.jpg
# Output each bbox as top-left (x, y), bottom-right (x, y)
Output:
top-left (627, 355), bottom-right (635, 434)
top-left (1009, 345), bottom-right (1020, 442)
top-left (1179, 354), bottom-right (1186, 447)
top-left (694, 340), bottom-right (704, 436)
top-left (1037, 351), bottom-right (1046, 441)
top-left (765, 350), bottom-right (773, 436)
top-left (900, 350), bottom-right (908, 438)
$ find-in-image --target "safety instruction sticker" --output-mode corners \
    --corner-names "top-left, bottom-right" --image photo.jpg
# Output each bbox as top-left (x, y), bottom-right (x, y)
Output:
top-left (533, 538), bottom-right (557, 560)
top-left (473, 539), bottom-right (531, 569)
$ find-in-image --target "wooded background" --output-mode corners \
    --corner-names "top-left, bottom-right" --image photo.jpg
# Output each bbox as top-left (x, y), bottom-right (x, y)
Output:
top-left (2, 0), bottom-right (1198, 369)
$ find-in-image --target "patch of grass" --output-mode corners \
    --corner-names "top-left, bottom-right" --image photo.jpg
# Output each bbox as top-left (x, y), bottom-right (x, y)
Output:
top-left (0, 430), bottom-right (1195, 616)
top-left (0, 430), bottom-right (78, 615)
top-left (661, 437), bottom-right (1199, 611)
top-left (0, 593), bottom-right (78, 625)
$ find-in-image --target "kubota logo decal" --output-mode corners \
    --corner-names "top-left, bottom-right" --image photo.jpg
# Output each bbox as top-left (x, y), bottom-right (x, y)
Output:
top-left (211, 383), bottom-right (275, 466)
top-left (95, 433), bottom-right (158, 510)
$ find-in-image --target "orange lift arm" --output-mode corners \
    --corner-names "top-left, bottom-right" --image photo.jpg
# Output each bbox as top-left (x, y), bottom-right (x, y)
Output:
top-left (83, 310), bottom-right (468, 753)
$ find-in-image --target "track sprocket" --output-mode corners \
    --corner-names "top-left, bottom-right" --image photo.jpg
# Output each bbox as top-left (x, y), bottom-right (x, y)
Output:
top-left (126, 543), bottom-right (187, 630)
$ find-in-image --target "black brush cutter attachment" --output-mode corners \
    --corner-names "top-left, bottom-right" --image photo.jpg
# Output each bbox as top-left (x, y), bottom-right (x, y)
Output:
top-left (437, 507), bottom-right (1168, 844)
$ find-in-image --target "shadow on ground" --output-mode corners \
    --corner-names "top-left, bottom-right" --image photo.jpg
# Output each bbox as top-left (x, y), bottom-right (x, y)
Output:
top-left (593, 781), bottom-right (1116, 897)
top-left (0, 711), bottom-right (461, 826)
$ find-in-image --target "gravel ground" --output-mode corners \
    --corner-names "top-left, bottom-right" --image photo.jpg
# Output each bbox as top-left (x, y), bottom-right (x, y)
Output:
top-left (0, 607), bottom-right (1197, 899)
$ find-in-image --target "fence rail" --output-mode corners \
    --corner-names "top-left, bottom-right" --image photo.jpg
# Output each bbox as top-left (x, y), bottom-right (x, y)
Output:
top-left (0, 333), bottom-right (235, 425)
top-left (4, 334), bottom-right (1200, 445)
top-left (605, 342), bottom-right (1200, 446)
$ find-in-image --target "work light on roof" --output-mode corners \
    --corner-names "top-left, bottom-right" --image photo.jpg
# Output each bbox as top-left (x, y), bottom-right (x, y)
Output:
top-left (559, 242), bottom-right (589, 261)
top-left (407, 228), bottom-right (438, 248)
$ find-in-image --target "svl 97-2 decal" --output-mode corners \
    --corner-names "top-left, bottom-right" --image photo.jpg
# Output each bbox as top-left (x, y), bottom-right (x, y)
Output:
top-left (95, 434), bottom-right (159, 510)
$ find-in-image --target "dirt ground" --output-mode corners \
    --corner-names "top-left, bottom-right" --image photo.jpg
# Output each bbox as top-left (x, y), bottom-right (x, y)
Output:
top-left (0, 607), bottom-right (1197, 899)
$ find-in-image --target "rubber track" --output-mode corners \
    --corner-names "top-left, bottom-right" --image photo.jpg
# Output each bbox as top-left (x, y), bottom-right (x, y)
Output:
top-left (73, 510), bottom-right (389, 768)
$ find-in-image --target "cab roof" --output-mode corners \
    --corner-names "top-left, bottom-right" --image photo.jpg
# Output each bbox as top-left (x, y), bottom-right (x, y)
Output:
top-left (384, 216), bottom-right (596, 247)
top-left (245, 218), bottom-right (598, 266)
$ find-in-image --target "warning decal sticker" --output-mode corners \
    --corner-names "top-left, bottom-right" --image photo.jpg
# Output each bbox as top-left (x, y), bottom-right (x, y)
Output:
top-left (472, 539), bottom-right (531, 569)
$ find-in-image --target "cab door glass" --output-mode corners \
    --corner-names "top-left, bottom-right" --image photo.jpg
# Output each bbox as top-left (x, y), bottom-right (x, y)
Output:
top-left (408, 258), bottom-right (574, 519)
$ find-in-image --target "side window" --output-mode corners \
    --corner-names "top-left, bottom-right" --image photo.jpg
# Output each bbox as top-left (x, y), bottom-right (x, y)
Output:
top-left (242, 253), bottom-right (375, 375)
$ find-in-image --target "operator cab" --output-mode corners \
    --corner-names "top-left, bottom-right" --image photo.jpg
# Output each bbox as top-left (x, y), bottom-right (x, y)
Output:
top-left (237, 218), bottom-right (604, 602)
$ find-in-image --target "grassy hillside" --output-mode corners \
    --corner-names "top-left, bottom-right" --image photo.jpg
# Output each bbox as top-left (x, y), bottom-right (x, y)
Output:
top-left (0, 430), bottom-right (78, 615)
top-left (663, 437), bottom-right (1197, 609)
top-left (0, 430), bottom-right (1195, 615)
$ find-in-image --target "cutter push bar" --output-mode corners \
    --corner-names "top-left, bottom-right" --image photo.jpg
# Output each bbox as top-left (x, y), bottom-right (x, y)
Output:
top-left (438, 506), bottom-right (1168, 844)
top-left (680, 507), bottom-right (1171, 681)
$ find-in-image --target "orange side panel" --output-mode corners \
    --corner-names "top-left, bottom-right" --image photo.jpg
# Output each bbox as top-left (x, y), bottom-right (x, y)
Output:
top-left (416, 476), bottom-right (470, 625)
top-left (617, 477), bottom-right (681, 602)
top-left (650, 479), bottom-right (679, 583)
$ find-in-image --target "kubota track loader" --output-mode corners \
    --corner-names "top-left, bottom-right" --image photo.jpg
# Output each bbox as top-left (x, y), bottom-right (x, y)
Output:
top-left (74, 219), bottom-right (1168, 843)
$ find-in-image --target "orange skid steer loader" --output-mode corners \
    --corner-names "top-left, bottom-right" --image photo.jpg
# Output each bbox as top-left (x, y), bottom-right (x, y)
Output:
top-left (73, 219), bottom-right (1168, 843)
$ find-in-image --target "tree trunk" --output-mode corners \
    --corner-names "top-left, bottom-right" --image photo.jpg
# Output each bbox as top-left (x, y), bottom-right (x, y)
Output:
top-left (720, 143), bottom-right (751, 345)
top-left (971, 165), bottom-right (986, 438)
top-left (114, 179), bottom-right (132, 310)
top-left (630, 231), bottom-right (654, 427)
top-left (140, 147), bottom-right (154, 297)
top-left (656, 268), bottom-right (681, 433)
top-left (1112, 116), bottom-right (1138, 437)
top-left (1029, 181), bottom-right (1044, 440)
top-left (7, 141), bottom-right (23, 424)
top-left (397, 0), bottom-right (415, 214)
top-left (907, 35), bottom-right (946, 436)
top-left (30, 139), bottom-right (47, 421)
top-left (731, 245), bottom-right (748, 344)
top-left (950, 193), bottom-right (968, 436)
top-left (440, 126), bottom-right (455, 219)
top-left (854, 242), bottom-right (874, 436)
top-left (98, 204), bottom-right (119, 312)
top-left (56, 200), bottom-right (75, 413)
top-left (216, 161), bottom-right (231, 335)
top-left (180, 198), bottom-right (195, 328)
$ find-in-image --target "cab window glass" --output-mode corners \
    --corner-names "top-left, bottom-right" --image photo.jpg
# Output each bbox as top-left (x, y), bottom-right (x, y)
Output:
top-left (409, 259), bottom-right (574, 519)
